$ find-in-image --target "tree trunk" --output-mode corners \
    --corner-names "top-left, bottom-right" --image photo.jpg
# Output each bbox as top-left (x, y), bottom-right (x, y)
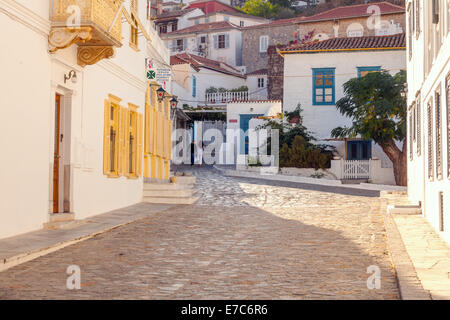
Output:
top-left (379, 139), bottom-right (407, 186)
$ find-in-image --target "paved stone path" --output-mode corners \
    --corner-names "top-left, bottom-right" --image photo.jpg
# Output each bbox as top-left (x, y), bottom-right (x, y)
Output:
top-left (0, 167), bottom-right (399, 299)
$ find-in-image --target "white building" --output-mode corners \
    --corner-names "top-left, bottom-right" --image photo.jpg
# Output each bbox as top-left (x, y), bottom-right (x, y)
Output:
top-left (226, 100), bottom-right (282, 162)
top-left (162, 20), bottom-right (243, 67)
top-left (0, 0), bottom-right (171, 239)
top-left (246, 69), bottom-right (268, 101)
top-left (170, 53), bottom-right (246, 108)
top-left (154, 7), bottom-right (204, 34)
top-left (406, 0), bottom-right (450, 243)
top-left (280, 33), bottom-right (407, 185)
top-left (188, 9), bottom-right (268, 27)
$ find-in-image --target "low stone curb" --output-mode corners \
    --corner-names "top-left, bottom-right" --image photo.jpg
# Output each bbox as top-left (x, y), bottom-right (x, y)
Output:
top-left (380, 200), bottom-right (431, 300)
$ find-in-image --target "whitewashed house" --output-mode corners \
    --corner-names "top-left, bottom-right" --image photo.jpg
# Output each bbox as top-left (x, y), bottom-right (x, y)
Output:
top-left (154, 7), bottom-right (204, 34)
top-left (170, 53), bottom-right (246, 108)
top-left (188, 9), bottom-right (268, 27)
top-left (161, 21), bottom-right (243, 67)
top-left (226, 100), bottom-right (282, 164)
top-left (246, 69), bottom-right (268, 101)
top-left (280, 34), bottom-right (407, 185)
top-left (0, 0), bottom-right (172, 239)
top-left (406, 0), bottom-right (450, 243)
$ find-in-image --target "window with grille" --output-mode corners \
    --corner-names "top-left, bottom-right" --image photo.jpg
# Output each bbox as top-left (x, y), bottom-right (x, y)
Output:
top-left (436, 87), bottom-right (443, 180)
top-left (427, 100), bottom-right (434, 180)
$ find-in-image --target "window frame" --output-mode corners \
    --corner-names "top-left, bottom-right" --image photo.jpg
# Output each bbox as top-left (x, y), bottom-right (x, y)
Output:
top-left (312, 68), bottom-right (335, 106)
top-left (357, 66), bottom-right (381, 78)
top-left (218, 34), bottom-right (226, 49)
top-left (259, 35), bottom-right (269, 53)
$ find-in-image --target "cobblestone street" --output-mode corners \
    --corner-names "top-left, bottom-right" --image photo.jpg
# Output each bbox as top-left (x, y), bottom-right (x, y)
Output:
top-left (0, 167), bottom-right (399, 299)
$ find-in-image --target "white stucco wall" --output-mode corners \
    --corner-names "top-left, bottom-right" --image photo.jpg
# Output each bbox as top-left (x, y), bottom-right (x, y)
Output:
top-left (191, 12), bottom-right (267, 27)
top-left (172, 63), bottom-right (246, 107)
top-left (246, 74), bottom-right (268, 100)
top-left (406, 2), bottom-right (450, 244)
top-left (165, 28), bottom-right (242, 66)
top-left (0, 0), bottom-right (169, 239)
top-left (283, 49), bottom-right (406, 170)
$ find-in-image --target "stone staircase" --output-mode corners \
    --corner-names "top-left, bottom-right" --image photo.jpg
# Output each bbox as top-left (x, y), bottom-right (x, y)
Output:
top-left (380, 190), bottom-right (422, 215)
top-left (143, 175), bottom-right (199, 205)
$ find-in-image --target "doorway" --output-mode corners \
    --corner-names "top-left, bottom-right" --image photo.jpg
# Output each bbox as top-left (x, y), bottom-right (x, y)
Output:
top-left (52, 93), bottom-right (71, 213)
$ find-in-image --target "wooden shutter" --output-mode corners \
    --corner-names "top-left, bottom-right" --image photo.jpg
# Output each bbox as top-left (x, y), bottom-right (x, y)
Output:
top-left (409, 111), bottom-right (413, 160)
top-left (446, 74), bottom-right (450, 178)
top-left (118, 107), bottom-right (126, 176)
top-left (137, 113), bottom-right (143, 176)
top-left (131, 0), bottom-right (138, 13)
top-left (183, 38), bottom-right (187, 51)
top-left (435, 88), bottom-right (443, 179)
top-left (427, 100), bottom-right (434, 180)
top-left (225, 34), bottom-right (230, 48)
top-left (213, 35), bottom-right (218, 49)
top-left (103, 100), bottom-right (111, 175)
top-left (416, 98), bottom-right (421, 156)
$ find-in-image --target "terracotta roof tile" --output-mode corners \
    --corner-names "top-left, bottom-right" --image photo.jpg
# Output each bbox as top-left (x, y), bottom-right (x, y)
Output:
top-left (170, 53), bottom-right (245, 78)
top-left (162, 21), bottom-right (239, 35)
top-left (279, 33), bottom-right (406, 53)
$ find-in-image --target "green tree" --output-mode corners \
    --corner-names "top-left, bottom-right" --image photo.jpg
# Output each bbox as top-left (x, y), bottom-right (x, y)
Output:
top-left (331, 70), bottom-right (407, 186)
top-left (237, 0), bottom-right (279, 19)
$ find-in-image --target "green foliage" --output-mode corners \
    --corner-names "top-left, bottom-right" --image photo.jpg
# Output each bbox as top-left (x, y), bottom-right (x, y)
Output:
top-left (230, 85), bottom-right (249, 92)
top-left (237, 0), bottom-right (279, 19)
top-left (258, 104), bottom-right (334, 169)
top-left (331, 70), bottom-right (407, 147)
top-left (206, 86), bottom-right (248, 93)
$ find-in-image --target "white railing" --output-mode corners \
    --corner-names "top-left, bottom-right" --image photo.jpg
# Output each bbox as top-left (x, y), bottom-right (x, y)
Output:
top-left (205, 91), bottom-right (249, 104)
top-left (342, 160), bottom-right (371, 180)
top-left (205, 92), bottom-right (268, 104)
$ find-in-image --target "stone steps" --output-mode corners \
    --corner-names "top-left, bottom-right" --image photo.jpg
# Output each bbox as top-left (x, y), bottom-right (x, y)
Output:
top-left (381, 191), bottom-right (422, 215)
top-left (142, 175), bottom-right (199, 205)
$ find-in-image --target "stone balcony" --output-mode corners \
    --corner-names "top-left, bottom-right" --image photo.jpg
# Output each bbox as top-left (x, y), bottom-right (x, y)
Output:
top-left (49, 0), bottom-right (124, 66)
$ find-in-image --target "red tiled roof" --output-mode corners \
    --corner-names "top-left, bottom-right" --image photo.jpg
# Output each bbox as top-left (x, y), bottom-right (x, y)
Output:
top-left (279, 33), bottom-right (406, 53)
top-left (300, 1), bottom-right (405, 23)
top-left (162, 21), bottom-right (239, 35)
top-left (170, 53), bottom-right (245, 78)
top-left (155, 8), bottom-right (197, 21)
top-left (187, 0), bottom-right (239, 14)
top-left (246, 68), bottom-right (268, 76)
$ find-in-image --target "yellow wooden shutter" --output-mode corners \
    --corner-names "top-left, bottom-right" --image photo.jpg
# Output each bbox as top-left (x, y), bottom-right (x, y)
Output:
top-left (103, 100), bottom-right (111, 175)
top-left (122, 108), bottom-right (130, 177)
top-left (137, 113), bottom-right (143, 176)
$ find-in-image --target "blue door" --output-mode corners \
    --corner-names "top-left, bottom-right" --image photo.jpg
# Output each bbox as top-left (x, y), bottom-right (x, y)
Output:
top-left (347, 140), bottom-right (372, 160)
top-left (240, 114), bottom-right (263, 155)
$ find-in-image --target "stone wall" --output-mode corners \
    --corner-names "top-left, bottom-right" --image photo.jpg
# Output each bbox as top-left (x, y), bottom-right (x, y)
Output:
top-left (243, 13), bottom-right (405, 74)
top-left (267, 45), bottom-right (285, 101)
top-left (242, 24), bottom-right (298, 73)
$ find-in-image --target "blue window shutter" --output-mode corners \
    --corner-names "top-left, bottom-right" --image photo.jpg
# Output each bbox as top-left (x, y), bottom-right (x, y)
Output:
top-left (183, 38), bottom-right (187, 51)
top-left (225, 34), bottom-right (230, 48)
top-left (312, 68), bottom-right (335, 106)
top-left (192, 76), bottom-right (196, 97)
top-left (213, 35), bottom-right (218, 49)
